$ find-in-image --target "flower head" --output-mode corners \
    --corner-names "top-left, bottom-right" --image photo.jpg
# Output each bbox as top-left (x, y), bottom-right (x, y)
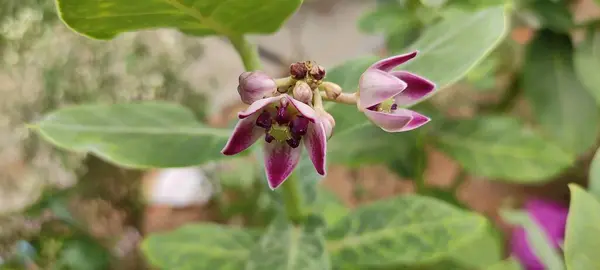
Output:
top-left (358, 51), bottom-right (435, 132)
top-left (221, 95), bottom-right (327, 189)
top-left (237, 71), bottom-right (277, 104)
top-left (510, 199), bottom-right (569, 270)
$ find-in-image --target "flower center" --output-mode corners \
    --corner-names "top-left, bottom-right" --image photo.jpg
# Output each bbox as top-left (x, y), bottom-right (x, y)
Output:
top-left (254, 100), bottom-right (309, 148)
top-left (367, 98), bottom-right (398, 113)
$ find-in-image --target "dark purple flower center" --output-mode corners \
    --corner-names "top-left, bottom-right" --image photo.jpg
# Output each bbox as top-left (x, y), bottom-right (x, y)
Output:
top-left (255, 100), bottom-right (309, 148)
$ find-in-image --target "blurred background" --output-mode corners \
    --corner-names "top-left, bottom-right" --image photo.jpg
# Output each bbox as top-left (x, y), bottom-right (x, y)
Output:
top-left (1, 0), bottom-right (599, 269)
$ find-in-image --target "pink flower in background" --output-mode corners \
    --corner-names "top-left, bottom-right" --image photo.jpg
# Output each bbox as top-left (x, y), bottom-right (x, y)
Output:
top-left (221, 95), bottom-right (327, 189)
top-left (358, 51), bottom-right (435, 132)
top-left (510, 199), bottom-right (569, 270)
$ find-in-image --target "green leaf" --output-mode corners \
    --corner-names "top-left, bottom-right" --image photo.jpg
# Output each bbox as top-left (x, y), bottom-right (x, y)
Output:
top-left (448, 223), bottom-right (504, 268)
top-left (325, 194), bottom-right (491, 268)
top-left (430, 116), bottom-right (574, 182)
top-left (564, 184), bottom-right (600, 270)
top-left (358, 4), bottom-right (413, 34)
top-left (245, 217), bottom-right (330, 270)
top-left (314, 189), bottom-right (349, 227)
top-left (574, 28), bottom-right (600, 105)
top-left (142, 223), bottom-right (259, 269)
top-left (399, 4), bottom-right (508, 104)
top-left (55, 0), bottom-right (302, 39)
top-left (57, 236), bottom-right (112, 270)
top-left (527, 0), bottom-right (573, 33)
top-left (31, 102), bottom-right (231, 169)
top-left (485, 257), bottom-right (524, 270)
top-left (589, 147), bottom-right (600, 199)
top-left (501, 209), bottom-right (565, 270)
top-left (420, 0), bottom-right (448, 8)
top-left (522, 30), bottom-right (600, 155)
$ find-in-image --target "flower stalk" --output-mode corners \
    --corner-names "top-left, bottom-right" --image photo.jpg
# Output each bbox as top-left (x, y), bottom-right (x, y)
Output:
top-left (280, 172), bottom-right (305, 224)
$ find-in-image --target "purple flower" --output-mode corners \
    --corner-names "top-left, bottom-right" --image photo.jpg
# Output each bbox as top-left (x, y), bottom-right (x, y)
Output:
top-left (221, 95), bottom-right (327, 189)
top-left (358, 51), bottom-right (436, 132)
top-left (237, 71), bottom-right (277, 105)
top-left (510, 199), bottom-right (569, 270)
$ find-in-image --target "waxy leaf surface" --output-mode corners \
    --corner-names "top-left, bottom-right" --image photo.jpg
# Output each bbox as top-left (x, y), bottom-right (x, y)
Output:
top-left (564, 184), bottom-right (600, 270)
top-left (142, 224), bottom-right (259, 269)
top-left (56, 0), bottom-right (302, 39)
top-left (31, 102), bottom-right (230, 168)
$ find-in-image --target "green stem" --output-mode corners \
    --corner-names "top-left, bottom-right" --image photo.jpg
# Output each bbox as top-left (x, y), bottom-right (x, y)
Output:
top-left (281, 172), bottom-right (304, 224)
top-left (229, 35), bottom-right (263, 71)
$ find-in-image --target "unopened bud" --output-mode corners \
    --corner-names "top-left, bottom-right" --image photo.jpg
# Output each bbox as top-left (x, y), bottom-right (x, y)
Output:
top-left (238, 71), bottom-right (277, 104)
top-left (292, 81), bottom-right (313, 104)
top-left (309, 65), bottom-right (326, 80)
top-left (321, 81), bottom-right (342, 99)
top-left (290, 62), bottom-right (308, 79)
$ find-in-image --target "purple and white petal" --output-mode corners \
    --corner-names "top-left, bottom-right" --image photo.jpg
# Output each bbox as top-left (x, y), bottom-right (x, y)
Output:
top-left (303, 121), bottom-right (327, 176)
top-left (391, 71), bottom-right (436, 106)
top-left (396, 109), bottom-right (430, 132)
top-left (221, 115), bottom-right (263, 155)
top-left (369, 51), bottom-right (418, 72)
top-left (263, 142), bottom-right (302, 190)
top-left (285, 95), bottom-right (318, 122)
top-left (238, 96), bottom-right (280, 119)
top-left (358, 69), bottom-right (407, 109)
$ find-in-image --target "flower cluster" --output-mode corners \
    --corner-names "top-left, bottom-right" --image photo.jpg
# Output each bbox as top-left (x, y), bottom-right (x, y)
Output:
top-left (222, 51), bottom-right (436, 189)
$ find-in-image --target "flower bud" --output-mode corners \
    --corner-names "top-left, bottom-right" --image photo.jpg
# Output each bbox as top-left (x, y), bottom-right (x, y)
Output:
top-left (318, 110), bottom-right (335, 139)
top-left (237, 71), bottom-right (277, 104)
top-left (290, 62), bottom-right (308, 79)
top-left (292, 81), bottom-right (313, 104)
top-left (309, 65), bottom-right (326, 80)
top-left (321, 81), bottom-right (342, 99)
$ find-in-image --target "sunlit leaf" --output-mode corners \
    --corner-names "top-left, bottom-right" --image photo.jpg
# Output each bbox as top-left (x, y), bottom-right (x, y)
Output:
top-left (326, 194), bottom-right (490, 268)
top-left (574, 28), bottom-right (600, 105)
top-left (142, 224), bottom-right (259, 269)
top-left (485, 257), bottom-right (524, 270)
top-left (246, 217), bottom-right (330, 270)
top-left (55, 0), bottom-right (302, 39)
top-left (564, 184), bottom-right (600, 270)
top-left (31, 102), bottom-right (231, 168)
top-left (589, 147), bottom-right (600, 199)
top-left (522, 30), bottom-right (599, 155)
top-left (501, 209), bottom-right (565, 270)
top-left (431, 116), bottom-right (573, 182)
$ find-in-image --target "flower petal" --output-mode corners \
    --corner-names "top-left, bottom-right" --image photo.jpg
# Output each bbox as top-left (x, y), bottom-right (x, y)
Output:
top-left (363, 108), bottom-right (430, 132)
top-left (358, 69), bottom-right (407, 109)
top-left (391, 71), bottom-right (436, 106)
top-left (303, 121), bottom-right (327, 176)
top-left (221, 115), bottom-right (263, 155)
top-left (285, 95), bottom-right (317, 122)
top-left (526, 199), bottom-right (569, 244)
top-left (263, 142), bottom-right (302, 189)
top-left (369, 51), bottom-right (418, 72)
top-left (238, 96), bottom-right (280, 119)
top-left (510, 228), bottom-right (546, 270)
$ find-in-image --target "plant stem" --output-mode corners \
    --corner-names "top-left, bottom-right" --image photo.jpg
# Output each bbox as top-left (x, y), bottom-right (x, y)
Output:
top-left (320, 92), bottom-right (358, 105)
top-left (229, 35), bottom-right (263, 71)
top-left (281, 172), bottom-right (304, 224)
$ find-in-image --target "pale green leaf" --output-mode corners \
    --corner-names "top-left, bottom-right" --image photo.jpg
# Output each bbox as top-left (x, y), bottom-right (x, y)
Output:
top-left (501, 209), bottom-right (565, 270)
top-left (430, 116), bottom-right (574, 182)
top-left (400, 4), bottom-right (508, 105)
top-left (574, 28), bottom-right (600, 105)
top-left (325, 194), bottom-right (490, 268)
top-left (589, 147), bottom-right (600, 199)
top-left (245, 217), bottom-right (330, 270)
top-left (420, 0), bottom-right (447, 8)
top-left (485, 257), bottom-right (524, 270)
top-left (55, 0), bottom-right (302, 39)
top-left (141, 224), bottom-right (259, 269)
top-left (522, 30), bottom-right (599, 155)
top-left (448, 223), bottom-right (504, 268)
top-left (31, 102), bottom-right (231, 168)
top-left (564, 184), bottom-right (600, 270)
